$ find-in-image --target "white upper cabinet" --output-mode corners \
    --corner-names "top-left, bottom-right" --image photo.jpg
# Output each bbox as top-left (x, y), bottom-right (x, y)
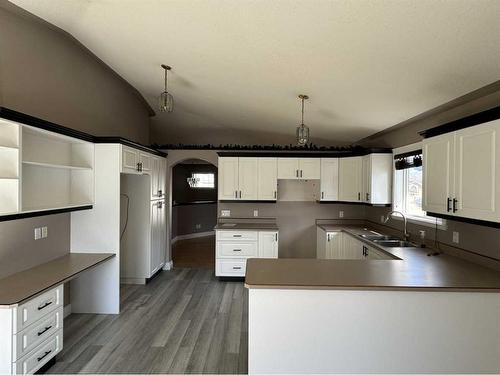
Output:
top-left (277, 158), bottom-right (300, 179)
top-left (362, 154), bottom-right (392, 204)
top-left (423, 118), bottom-right (500, 223)
top-left (258, 231), bottom-right (279, 258)
top-left (218, 157), bottom-right (239, 200)
top-left (121, 146), bottom-right (141, 174)
top-left (339, 156), bottom-right (363, 202)
top-left (258, 158), bottom-right (277, 200)
top-left (238, 157), bottom-right (259, 200)
top-left (150, 156), bottom-right (166, 200)
top-left (423, 133), bottom-right (454, 215)
top-left (138, 152), bottom-right (151, 172)
top-left (320, 158), bottom-right (339, 201)
top-left (277, 158), bottom-right (320, 179)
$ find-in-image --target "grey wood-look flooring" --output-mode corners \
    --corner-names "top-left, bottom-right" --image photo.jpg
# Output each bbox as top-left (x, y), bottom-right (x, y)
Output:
top-left (48, 269), bottom-right (248, 374)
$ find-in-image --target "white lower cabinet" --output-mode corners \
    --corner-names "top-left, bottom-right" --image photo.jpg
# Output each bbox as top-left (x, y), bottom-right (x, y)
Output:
top-left (215, 230), bottom-right (279, 277)
top-left (1, 285), bottom-right (64, 375)
top-left (317, 229), bottom-right (393, 260)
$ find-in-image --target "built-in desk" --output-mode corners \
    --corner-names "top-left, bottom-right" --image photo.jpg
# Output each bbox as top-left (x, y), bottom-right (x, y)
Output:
top-left (0, 253), bottom-right (114, 374)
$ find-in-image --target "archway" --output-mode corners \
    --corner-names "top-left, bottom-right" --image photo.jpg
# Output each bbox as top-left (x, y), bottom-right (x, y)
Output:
top-left (165, 151), bottom-right (218, 269)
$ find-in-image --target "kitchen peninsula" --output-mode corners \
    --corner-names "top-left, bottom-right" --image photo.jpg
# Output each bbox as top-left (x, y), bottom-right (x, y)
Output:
top-left (246, 226), bottom-right (500, 374)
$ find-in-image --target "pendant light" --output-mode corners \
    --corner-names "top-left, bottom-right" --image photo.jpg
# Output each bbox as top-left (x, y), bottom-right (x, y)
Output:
top-left (296, 94), bottom-right (310, 146)
top-left (159, 64), bottom-right (174, 112)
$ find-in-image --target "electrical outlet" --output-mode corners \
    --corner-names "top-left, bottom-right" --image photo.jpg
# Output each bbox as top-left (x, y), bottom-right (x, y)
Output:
top-left (452, 231), bottom-right (459, 244)
top-left (195, 224), bottom-right (201, 229)
top-left (253, 210), bottom-right (259, 217)
top-left (339, 211), bottom-right (344, 218)
top-left (221, 210), bottom-right (230, 217)
top-left (41, 226), bottom-right (48, 238)
top-left (34, 228), bottom-right (41, 240)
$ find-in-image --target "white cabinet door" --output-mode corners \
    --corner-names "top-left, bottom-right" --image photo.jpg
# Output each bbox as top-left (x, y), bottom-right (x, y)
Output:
top-left (139, 152), bottom-right (151, 172)
top-left (363, 154), bottom-right (393, 204)
top-left (423, 133), bottom-right (454, 215)
top-left (218, 157), bottom-right (239, 200)
top-left (258, 158), bottom-right (277, 200)
top-left (361, 155), bottom-right (371, 203)
top-left (150, 156), bottom-right (161, 199)
top-left (258, 231), bottom-right (279, 258)
top-left (339, 157), bottom-right (362, 202)
top-left (239, 158), bottom-right (258, 200)
top-left (454, 119), bottom-right (500, 222)
top-left (320, 158), bottom-right (339, 201)
top-left (121, 146), bottom-right (140, 174)
top-left (341, 234), bottom-right (364, 259)
top-left (326, 231), bottom-right (343, 259)
top-left (277, 158), bottom-right (300, 179)
top-left (299, 158), bottom-right (321, 179)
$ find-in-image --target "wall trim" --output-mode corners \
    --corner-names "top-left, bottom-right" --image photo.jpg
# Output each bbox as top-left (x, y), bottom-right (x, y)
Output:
top-left (63, 304), bottom-right (72, 319)
top-left (171, 230), bottom-right (215, 244)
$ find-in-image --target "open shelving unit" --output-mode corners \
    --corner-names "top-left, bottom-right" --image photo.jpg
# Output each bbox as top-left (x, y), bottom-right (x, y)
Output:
top-left (0, 119), bottom-right (94, 217)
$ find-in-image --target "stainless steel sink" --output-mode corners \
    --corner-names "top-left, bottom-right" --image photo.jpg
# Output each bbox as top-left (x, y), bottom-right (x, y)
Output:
top-left (359, 234), bottom-right (400, 241)
top-left (372, 239), bottom-right (415, 247)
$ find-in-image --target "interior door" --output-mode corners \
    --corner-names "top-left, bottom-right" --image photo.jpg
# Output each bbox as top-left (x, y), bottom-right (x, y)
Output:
top-left (258, 158), bottom-right (277, 200)
top-left (258, 231), bottom-right (278, 258)
top-left (339, 157), bottom-right (362, 202)
top-left (238, 158), bottom-right (259, 200)
top-left (277, 158), bottom-right (300, 179)
top-left (454, 119), bottom-right (500, 222)
top-left (320, 158), bottom-right (339, 201)
top-left (218, 157), bottom-right (239, 200)
top-left (422, 133), bottom-right (454, 215)
top-left (299, 158), bottom-right (321, 179)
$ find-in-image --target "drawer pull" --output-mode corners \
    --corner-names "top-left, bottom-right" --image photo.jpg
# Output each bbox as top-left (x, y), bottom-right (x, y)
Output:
top-left (232, 235), bottom-right (242, 237)
top-left (233, 266), bottom-right (242, 270)
top-left (37, 301), bottom-right (53, 311)
top-left (37, 350), bottom-right (52, 362)
top-left (233, 249), bottom-right (242, 252)
top-left (37, 325), bottom-right (52, 336)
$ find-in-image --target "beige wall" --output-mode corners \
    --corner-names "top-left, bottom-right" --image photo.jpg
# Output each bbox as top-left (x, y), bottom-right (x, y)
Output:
top-left (0, 3), bottom-right (152, 279)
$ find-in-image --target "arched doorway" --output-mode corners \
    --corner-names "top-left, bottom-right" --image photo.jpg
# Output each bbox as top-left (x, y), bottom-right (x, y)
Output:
top-left (170, 158), bottom-right (218, 268)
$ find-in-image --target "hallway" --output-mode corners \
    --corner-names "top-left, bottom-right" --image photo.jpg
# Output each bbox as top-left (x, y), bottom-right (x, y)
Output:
top-left (172, 235), bottom-right (216, 269)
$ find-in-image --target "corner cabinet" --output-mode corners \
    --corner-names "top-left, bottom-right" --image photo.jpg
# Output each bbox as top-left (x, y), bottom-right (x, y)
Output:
top-left (215, 229), bottom-right (278, 277)
top-left (218, 157), bottom-right (277, 201)
top-left (423, 118), bottom-right (500, 223)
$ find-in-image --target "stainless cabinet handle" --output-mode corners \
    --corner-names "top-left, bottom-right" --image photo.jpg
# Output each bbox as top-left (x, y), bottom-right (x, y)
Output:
top-left (158, 190), bottom-right (163, 197)
top-left (321, 192), bottom-right (324, 199)
top-left (453, 198), bottom-right (458, 213)
top-left (296, 170), bottom-right (298, 178)
top-left (137, 162), bottom-right (141, 172)
top-left (235, 190), bottom-right (238, 199)
top-left (275, 233), bottom-right (278, 241)
top-left (300, 170), bottom-right (303, 178)
top-left (233, 249), bottom-right (242, 252)
top-left (358, 192), bottom-right (361, 201)
top-left (366, 193), bottom-right (369, 202)
top-left (38, 301), bottom-right (53, 311)
top-left (37, 325), bottom-right (52, 336)
top-left (158, 201), bottom-right (163, 209)
top-left (233, 234), bottom-right (242, 237)
top-left (37, 350), bottom-right (52, 362)
top-left (239, 191), bottom-right (242, 198)
top-left (447, 197), bottom-right (452, 212)
top-left (274, 191), bottom-right (277, 199)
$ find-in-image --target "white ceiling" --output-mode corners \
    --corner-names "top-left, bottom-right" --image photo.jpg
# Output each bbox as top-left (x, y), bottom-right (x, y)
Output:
top-left (10, 0), bottom-right (500, 145)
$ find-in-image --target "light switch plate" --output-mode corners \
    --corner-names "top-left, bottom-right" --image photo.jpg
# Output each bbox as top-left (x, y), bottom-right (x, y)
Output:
top-left (221, 210), bottom-right (231, 217)
top-left (452, 231), bottom-right (459, 244)
top-left (41, 226), bottom-right (48, 238)
top-left (253, 210), bottom-right (259, 217)
top-left (339, 211), bottom-right (344, 218)
top-left (34, 228), bottom-right (41, 240)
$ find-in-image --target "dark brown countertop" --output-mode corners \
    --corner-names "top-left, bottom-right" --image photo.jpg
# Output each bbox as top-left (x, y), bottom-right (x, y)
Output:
top-left (245, 225), bottom-right (500, 292)
top-left (214, 222), bottom-right (279, 231)
top-left (0, 253), bottom-right (115, 305)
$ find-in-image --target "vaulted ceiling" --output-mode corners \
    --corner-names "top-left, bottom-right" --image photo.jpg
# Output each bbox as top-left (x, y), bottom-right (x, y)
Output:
top-left (10, 0), bottom-right (500, 145)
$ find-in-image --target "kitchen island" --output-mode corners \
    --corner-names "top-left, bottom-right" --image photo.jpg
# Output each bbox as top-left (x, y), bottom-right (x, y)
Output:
top-left (245, 225), bottom-right (500, 374)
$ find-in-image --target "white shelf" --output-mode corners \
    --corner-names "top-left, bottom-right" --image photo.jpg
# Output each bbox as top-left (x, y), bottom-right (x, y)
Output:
top-left (22, 202), bottom-right (93, 213)
top-left (22, 161), bottom-right (92, 170)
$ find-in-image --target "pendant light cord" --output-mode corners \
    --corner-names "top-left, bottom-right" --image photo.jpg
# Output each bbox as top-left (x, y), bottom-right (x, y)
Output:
top-left (301, 97), bottom-right (305, 125)
top-left (164, 68), bottom-right (168, 93)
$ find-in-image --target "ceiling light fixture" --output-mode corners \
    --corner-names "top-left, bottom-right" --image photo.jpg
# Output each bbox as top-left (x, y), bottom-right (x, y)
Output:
top-left (296, 94), bottom-right (310, 146)
top-left (159, 64), bottom-right (174, 112)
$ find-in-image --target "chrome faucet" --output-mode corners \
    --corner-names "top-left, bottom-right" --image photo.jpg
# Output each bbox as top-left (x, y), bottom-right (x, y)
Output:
top-left (384, 211), bottom-right (410, 240)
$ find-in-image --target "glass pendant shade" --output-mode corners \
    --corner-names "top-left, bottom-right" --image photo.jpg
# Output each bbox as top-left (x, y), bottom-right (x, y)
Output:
top-left (296, 123), bottom-right (310, 146)
top-left (159, 91), bottom-right (174, 112)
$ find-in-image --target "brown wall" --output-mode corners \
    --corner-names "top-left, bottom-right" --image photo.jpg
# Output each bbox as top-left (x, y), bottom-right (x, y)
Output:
top-left (172, 164), bottom-right (217, 204)
top-left (0, 3), bottom-right (152, 280)
top-left (172, 204), bottom-right (217, 239)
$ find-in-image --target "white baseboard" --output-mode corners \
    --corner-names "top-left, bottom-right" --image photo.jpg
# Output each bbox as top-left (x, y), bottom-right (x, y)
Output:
top-left (63, 304), bottom-right (72, 318)
top-left (171, 230), bottom-right (214, 244)
top-left (163, 260), bottom-right (174, 271)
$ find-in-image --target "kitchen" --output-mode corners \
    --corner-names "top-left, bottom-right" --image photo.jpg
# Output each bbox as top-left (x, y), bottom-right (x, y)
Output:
top-left (1, 1), bottom-right (500, 374)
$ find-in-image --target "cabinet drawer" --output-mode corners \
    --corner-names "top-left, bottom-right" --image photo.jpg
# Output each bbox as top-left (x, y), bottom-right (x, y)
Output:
top-left (216, 259), bottom-right (247, 277)
top-left (13, 329), bottom-right (63, 375)
top-left (13, 307), bottom-right (63, 361)
top-left (217, 231), bottom-right (258, 241)
top-left (217, 242), bottom-right (257, 257)
top-left (15, 285), bottom-right (63, 333)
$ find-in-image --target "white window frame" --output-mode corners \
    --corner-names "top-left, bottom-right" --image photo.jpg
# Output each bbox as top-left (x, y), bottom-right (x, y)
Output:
top-left (392, 142), bottom-right (447, 230)
top-left (190, 172), bottom-right (215, 189)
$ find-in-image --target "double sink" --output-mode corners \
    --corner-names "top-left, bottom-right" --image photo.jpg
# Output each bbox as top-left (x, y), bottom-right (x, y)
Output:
top-left (359, 234), bottom-right (415, 248)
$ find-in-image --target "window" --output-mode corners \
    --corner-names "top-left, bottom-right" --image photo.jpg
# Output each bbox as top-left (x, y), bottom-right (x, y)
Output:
top-left (187, 173), bottom-right (215, 189)
top-left (393, 143), bottom-right (446, 229)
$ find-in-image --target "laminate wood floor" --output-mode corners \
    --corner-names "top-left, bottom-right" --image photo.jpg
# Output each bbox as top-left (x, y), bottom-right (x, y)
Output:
top-left (172, 236), bottom-right (215, 269)
top-left (48, 268), bottom-right (247, 374)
